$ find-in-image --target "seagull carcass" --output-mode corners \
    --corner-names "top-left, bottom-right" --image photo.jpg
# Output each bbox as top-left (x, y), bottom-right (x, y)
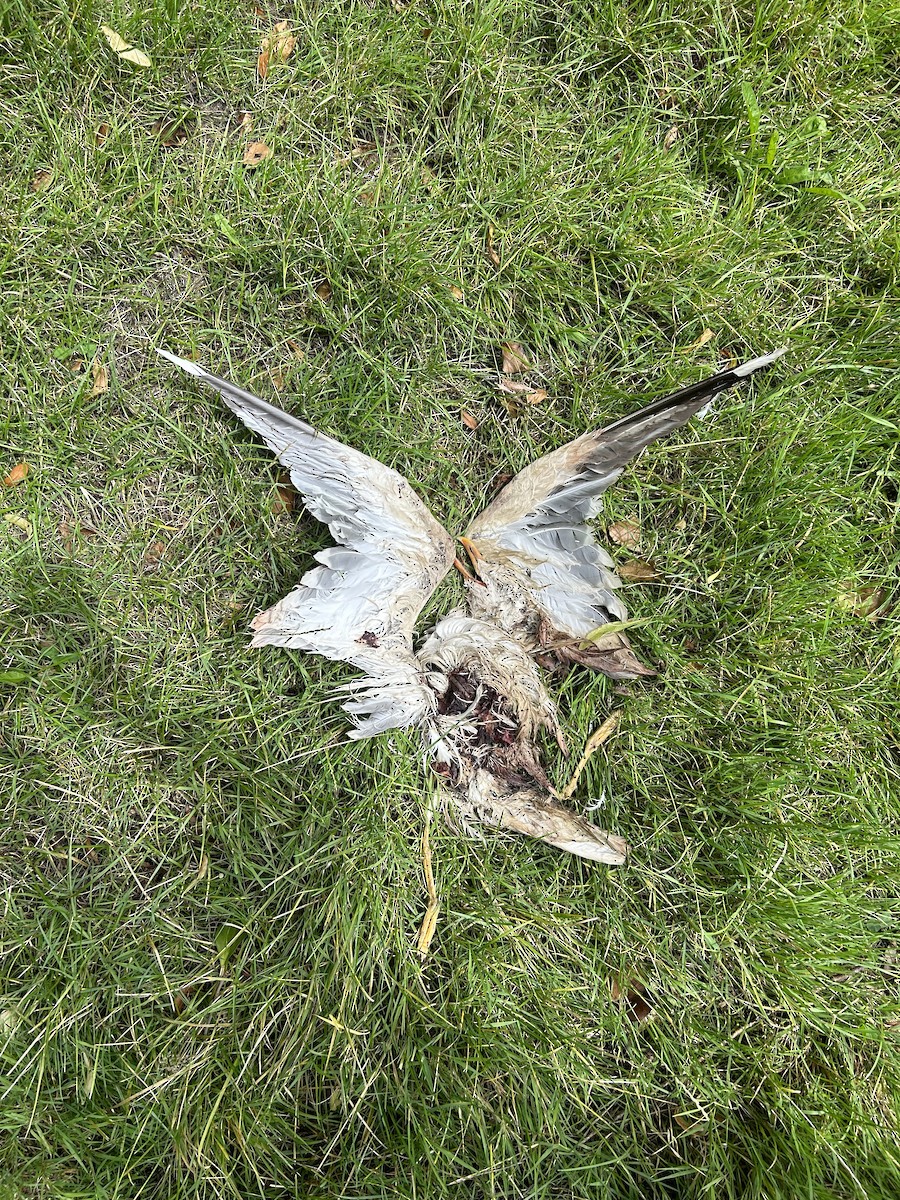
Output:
top-left (157, 347), bottom-right (784, 862)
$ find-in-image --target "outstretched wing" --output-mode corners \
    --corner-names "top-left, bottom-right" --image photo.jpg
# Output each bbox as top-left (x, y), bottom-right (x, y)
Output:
top-left (157, 350), bottom-right (456, 737)
top-left (464, 350), bottom-right (785, 660)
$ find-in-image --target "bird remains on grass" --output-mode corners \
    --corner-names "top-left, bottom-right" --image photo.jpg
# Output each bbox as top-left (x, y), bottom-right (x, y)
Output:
top-left (157, 346), bottom-right (784, 863)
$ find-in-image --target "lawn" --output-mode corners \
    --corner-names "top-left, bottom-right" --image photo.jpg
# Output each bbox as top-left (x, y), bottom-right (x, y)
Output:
top-left (1, 0), bottom-right (898, 1196)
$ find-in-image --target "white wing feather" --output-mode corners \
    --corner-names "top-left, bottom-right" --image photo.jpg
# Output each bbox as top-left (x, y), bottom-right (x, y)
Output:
top-left (157, 350), bottom-right (456, 737)
top-left (466, 350), bottom-right (785, 640)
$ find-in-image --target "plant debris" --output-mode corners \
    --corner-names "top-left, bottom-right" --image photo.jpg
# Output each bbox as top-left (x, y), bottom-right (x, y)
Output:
top-left (151, 116), bottom-right (192, 148)
top-left (560, 711), bottom-right (621, 799)
top-left (90, 361), bottom-right (109, 396)
top-left (4, 513), bottom-right (32, 536)
top-left (3, 463), bottom-right (30, 487)
top-left (100, 24), bottom-right (152, 68)
top-left (681, 328), bottom-right (715, 353)
top-left (242, 141), bottom-right (272, 167)
top-left (486, 223), bottom-right (501, 266)
top-left (460, 410), bottom-right (479, 430)
top-left (838, 583), bottom-right (890, 620)
top-left (501, 342), bottom-right (530, 374)
top-left (611, 978), bottom-right (652, 1023)
top-left (258, 20), bottom-right (295, 78)
top-left (663, 124), bottom-right (679, 151)
top-left (30, 170), bottom-right (52, 193)
top-left (607, 520), bottom-right (642, 550)
top-left (618, 559), bottom-right (659, 582)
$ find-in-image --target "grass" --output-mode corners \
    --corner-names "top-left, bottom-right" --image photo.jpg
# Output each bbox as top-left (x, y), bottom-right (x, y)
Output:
top-left (1, 0), bottom-right (898, 1195)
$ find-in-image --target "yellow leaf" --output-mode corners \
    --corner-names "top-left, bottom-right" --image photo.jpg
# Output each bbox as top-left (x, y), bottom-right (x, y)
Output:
top-left (90, 362), bottom-right (109, 396)
top-left (501, 342), bottom-right (530, 374)
top-left (100, 24), bottom-right (130, 53)
top-left (681, 328), bottom-right (715, 353)
top-left (4, 513), bottom-right (32, 535)
top-left (118, 47), bottom-right (151, 67)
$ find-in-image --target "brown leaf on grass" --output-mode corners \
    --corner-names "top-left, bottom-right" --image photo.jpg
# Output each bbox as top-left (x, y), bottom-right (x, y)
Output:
top-left (608, 519), bottom-right (641, 550)
top-left (486, 223), bottom-right (501, 266)
top-left (286, 339), bottom-right (305, 360)
top-left (460, 410), bottom-right (479, 430)
top-left (143, 541), bottom-right (166, 566)
top-left (681, 328), bottom-right (715, 353)
top-left (838, 583), bottom-right (890, 620)
top-left (663, 124), bottom-right (679, 151)
top-left (271, 484), bottom-right (295, 515)
top-left (3, 463), bottom-right (30, 487)
top-left (497, 378), bottom-right (548, 406)
top-left (449, 285), bottom-right (463, 300)
top-left (30, 170), bottom-right (52, 193)
top-left (151, 116), bottom-right (191, 148)
top-left (59, 519), bottom-right (99, 551)
top-left (89, 362), bottom-right (109, 396)
top-left (234, 110), bottom-right (253, 134)
top-left (242, 141), bottom-right (272, 167)
top-left (269, 369), bottom-right (285, 391)
top-left (258, 21), bottom-right (294, 77)
top-left (315, 280), bottom-right (332, 301)
top-left (357, 188), bottom-right (375, 205)
top-left (95, 122), bottom-right (110, 145)
top-left (611, 978), bottom-right (652, 1023)
top-left (271, 20), bottom-right (295, 60)
top-left (501, 341), bottom-right (530, 374)
top-left (618, 559), bottom-right (659, 582)
top-left (69, 358), bottom-right (86, 374)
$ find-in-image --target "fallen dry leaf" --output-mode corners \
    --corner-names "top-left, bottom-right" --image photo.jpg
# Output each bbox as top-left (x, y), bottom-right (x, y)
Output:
top-left (608, 520), bottom-right (641, 550)
top-left (242, 141), bottom-right (272, 167)
top-left (271, 485), bottom-right (295, 515)
top-left (271, 20), bottom-right (296, 60)
top-left (357, 189), bottom-right (375, 205)
top-left (497, 378), bottom-right (548, 406)
top-left (611, 978), bottom-right (652, 1023)
top-left (100, 24), bottom-right (129, 52)
top-left (143, 541), bottom-right (166, 566)
top-left (286, 339), bottom-right (305, 361)
top-left (663, 124), bottom-right (679, 151)
top-left (4, 514), bottom-right (32, 536)
top-left (119, 47), bottom-right (152, 67)
top-left (486, 223), bottom-right (501, 266)
top-left (69, 358), bottom-right (86, 374)
top-left (460, 410), bottom-right (479, 430)
top-left (151, 116), bottom-right (191, 148)
top-left (449, 285), bottom-right (463, 300)
top-left (315, 280), bottom-right (332, 302)
top-left (681, 328), bottom-right (715, 353)
top-left (838, 583), bottom-right (890, 620)
top-left (95, 122), bottom-right (110, 145)
top-left (234, 110), bottom-right (253, 133)
top-left (89, 361), bottom-right (109, 396)
top-left (30, 170), bottom-right (52, 193)
top-left (269, 369), bottom-right (285, 390)
top-left (618, 559), bottom-right (659, 582)
top-left (501, 341), bottom-right (530, 374)
top-left (258, 20), bottom-right (295, 77)
top-left (101, 26), bottom-right (152, 68)
top-left (3, 463), bottom-right (30, 487)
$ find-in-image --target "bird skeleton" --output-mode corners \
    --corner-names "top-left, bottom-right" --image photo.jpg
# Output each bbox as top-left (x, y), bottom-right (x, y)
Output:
top-left (157, 346), bottom-right (784, 863)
